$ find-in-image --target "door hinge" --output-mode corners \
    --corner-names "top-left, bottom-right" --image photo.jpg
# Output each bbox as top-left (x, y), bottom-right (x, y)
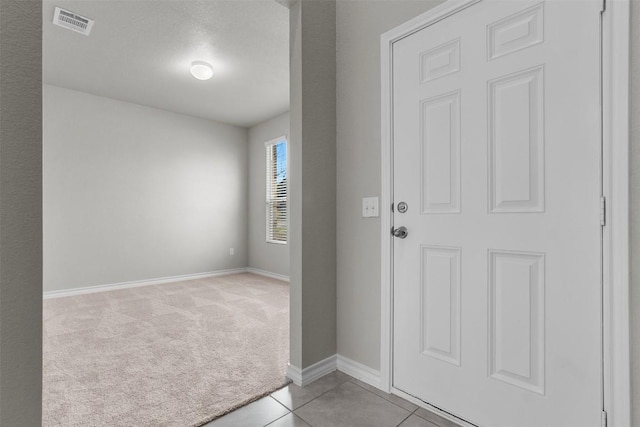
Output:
top-left (601, 410), bottom-right (608, 427)
top-left (600, 196), bottom-right (606, 227)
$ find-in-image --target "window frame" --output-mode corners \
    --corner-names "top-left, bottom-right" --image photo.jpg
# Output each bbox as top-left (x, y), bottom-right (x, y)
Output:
top-left (265, 136), bottom-right (288, 245)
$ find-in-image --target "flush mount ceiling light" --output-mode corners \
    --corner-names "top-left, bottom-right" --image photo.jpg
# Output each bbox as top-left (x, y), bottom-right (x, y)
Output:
top-left (190, 61), bottom-right (214, 80)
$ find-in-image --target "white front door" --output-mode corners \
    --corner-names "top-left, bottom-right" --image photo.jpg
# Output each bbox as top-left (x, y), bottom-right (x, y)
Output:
top-left (392, 1), bottom-right (603, 426)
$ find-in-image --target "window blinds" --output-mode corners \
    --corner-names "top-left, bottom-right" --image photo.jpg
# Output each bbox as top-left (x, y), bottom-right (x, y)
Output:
top-left (266, 139), bottom-right (287, 243)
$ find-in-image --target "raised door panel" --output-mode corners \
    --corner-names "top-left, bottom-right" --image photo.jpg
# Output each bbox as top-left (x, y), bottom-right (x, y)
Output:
top-left (488, 250), bottom-right (545, 395)
top-left (488, 66), bottom-right (544, 213)
top-left (488, 3), bottom-right (544, 61)
top-left (420, 38), bottom-right (461, 83)
top-left (421, 91), bottom-right (461, 214)
top-left (421, 246), bottom-right (461, 366)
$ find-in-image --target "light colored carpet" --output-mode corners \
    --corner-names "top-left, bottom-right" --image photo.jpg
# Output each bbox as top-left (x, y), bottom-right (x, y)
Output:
top-left (43, 273), bottom-right (290, 427)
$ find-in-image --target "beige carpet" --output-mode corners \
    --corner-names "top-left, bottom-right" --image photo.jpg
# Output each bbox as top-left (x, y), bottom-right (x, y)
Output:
top-left (43, 273), bottom-right (290, 427)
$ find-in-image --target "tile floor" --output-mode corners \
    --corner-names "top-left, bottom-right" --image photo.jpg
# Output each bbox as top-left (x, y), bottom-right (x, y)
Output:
top-left (204, 371), bottom-right (462, 427)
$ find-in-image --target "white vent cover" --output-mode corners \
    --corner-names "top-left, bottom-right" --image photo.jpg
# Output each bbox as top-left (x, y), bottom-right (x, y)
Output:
top-left (53, 7), bottom-right (94, 36)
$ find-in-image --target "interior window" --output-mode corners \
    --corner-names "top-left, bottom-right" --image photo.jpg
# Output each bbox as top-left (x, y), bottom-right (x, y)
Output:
top-left (265, 138), bottom-right (287, 244)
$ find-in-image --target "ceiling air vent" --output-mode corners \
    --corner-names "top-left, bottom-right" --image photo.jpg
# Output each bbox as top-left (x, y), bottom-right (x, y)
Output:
top-left (52, 7), bottom-right (94, 36)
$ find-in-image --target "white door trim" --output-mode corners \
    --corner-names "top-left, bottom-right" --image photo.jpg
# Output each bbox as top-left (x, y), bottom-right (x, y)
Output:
top-left (601, 0), bottom-right (631, 425)
top-left (379, 1), bottom-right (631, 425)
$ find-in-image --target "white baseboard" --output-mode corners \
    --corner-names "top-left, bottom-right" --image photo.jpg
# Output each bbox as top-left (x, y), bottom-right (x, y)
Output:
top-left (246, 267), bottom-right (290, 282)
top-left (43, 268), bottom-right (248, 299)
top-left (286, 364), bottom-right (303, 386)
top-left (336, 355), bottom-right (381, 389)
top-left (287, 354), bottom-right (337, 387)
top-left (287, 354), bottom-right (382, 389)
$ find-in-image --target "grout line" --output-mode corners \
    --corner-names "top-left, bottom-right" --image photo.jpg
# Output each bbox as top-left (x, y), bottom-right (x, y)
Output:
top-left (290, 387), bottom-right (330, 412)
top-left (280, 373), bottom-right (426, 427)
top-left (268, 395), bottom-right (293, 413)
top-left (348, 378), bottom-right (419, 414)
top-left (262, 410), bottom-right (292, 427)
top-left (293, 412), bottom-right (313, 427)
top-left (394, 411), bottom-right (414, 427)
top-left (292, 377), bottom-right (417, 427)
top-left (290, 375), bottom-right (350, 413)
top-left (413, 409), bottom-right (454, 427)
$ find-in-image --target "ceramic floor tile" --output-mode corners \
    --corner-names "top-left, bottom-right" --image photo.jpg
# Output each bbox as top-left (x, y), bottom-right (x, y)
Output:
top-left (204, 396), bottom-right (289, 427)
top-left (272, 370), bottom-right (351, 410)
top-left (270, 383), bottom-right (320, 410)
top-left (398, 414), bottom-right (440, 427)
top-left (349, 378), bottom-right (419, 412)
top-left (294, 381), bottom-right (411, 427)
top-left (304, 371), bottom-right (351, 395)
top-left (266, 413), bottom-right (312, 427)
top-left (331, 370), bottom-right (352, 382)
top-left (415, 407), bottom-right (463, 427)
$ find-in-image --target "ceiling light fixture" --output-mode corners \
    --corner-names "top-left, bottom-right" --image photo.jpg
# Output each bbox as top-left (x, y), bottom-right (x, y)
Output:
top-left (190, 61), bottom-right (214, 80)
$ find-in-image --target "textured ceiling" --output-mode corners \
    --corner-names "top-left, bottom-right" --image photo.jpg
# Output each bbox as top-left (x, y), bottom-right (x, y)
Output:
top-left (43, 1), bottom-right (289, 128)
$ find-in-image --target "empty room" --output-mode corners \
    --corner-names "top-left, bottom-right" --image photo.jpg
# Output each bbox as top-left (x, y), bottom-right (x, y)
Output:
top-left (0, 0), bottom-right (637, 427)
top-left (41, 1), bottom-right (291, 426)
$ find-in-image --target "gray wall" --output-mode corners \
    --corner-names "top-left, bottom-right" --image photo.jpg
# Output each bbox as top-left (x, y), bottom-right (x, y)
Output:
top-left (43, 85), bottom-right (249, 292)
top-left (289, 0), bottom-right (303, 369)
top-left (0, 0), bottom-right (43, 424)
top-left (336, 0), bottom-right (442, 371)
top-left (248, 112), bottom-right (290, 277)
top-left (630, 1), bottom-right (639, 423)
top-left (289, 0), bottom-right (337, 369)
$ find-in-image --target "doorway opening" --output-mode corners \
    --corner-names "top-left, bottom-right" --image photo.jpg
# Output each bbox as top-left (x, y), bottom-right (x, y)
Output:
top-left (41, 1), bottom-right (291, 425)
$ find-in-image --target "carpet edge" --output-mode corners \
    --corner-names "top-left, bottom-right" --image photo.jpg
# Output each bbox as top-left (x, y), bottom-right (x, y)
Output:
top-left (191, 377), bottom-right (292, 427)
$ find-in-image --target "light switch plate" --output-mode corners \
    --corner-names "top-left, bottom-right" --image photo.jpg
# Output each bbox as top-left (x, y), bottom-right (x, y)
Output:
top-left (362, 197), bottom-right (379, 218)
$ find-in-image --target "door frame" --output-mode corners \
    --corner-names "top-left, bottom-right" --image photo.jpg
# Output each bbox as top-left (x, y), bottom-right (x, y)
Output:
top-left (379, 1), bottom-right (631, 426)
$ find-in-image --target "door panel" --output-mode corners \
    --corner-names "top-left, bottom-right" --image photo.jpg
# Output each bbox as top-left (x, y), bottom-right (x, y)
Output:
top-left (421, 245), bottom-right (461, 366)
top-left (392, 1), bottom-right (602, 426)
top-left (488, 66), bottom-right (544, 213)
top-left (488, 249), bottom-right (545, 395)
top-left (421, 91), bottom-right (461, 213)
